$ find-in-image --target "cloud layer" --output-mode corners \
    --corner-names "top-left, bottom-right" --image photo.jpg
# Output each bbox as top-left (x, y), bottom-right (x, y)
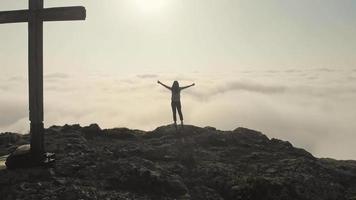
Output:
top-left (0, 68), bottom-right (355, 159)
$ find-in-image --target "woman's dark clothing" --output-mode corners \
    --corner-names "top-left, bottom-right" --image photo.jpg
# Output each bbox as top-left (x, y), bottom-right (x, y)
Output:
top-left (171, 101), bottom-right (183, 122)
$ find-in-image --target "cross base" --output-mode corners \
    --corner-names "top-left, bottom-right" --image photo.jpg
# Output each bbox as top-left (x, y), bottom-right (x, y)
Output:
top-left (5, 144), bottom-right (55, 170)
top-left (30, 122), bottom-right (45, 157)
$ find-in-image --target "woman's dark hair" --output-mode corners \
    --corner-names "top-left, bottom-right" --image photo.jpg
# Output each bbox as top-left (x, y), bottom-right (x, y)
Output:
top-left (172, 81), bottom-right (179, 93)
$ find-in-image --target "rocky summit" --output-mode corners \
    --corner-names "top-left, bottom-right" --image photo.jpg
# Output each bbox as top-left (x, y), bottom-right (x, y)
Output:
top-left (1, 124), bottom-right (356, 200)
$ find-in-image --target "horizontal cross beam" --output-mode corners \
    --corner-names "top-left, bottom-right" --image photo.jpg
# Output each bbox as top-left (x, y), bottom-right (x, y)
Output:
top-left (0, 6), bottom-right (86, 24)
top-left (39, 6), bottom-right (86, 22)
top-left (0, 10), bottom-right (28, 24)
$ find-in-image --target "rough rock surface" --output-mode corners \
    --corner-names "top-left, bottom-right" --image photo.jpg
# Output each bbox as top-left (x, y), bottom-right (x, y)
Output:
top-left (1, 124), bottom-right (356, 200)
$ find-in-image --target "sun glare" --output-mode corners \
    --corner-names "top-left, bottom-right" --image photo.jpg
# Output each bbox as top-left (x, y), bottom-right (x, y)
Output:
top-left (134, 0), bottom-right (173, 14)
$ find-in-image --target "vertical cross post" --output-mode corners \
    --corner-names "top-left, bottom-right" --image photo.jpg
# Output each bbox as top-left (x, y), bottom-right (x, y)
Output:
top-left (29, 0), bottom-right (44, 159)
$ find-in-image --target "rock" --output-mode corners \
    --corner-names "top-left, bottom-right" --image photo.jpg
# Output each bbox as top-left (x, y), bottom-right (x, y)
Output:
top-left (266, 167), bottom-right (278, 174)
top-left (54, 178), bottom-right (67, 185)
top-left (191, 186), bottom-right (224, 200)
top-left (82, 123), bottom-right (102, 138)
top-left (5, 145), bottom-right (35, 169)
top-left (165, 177), bottom-right (189, 196)
top-left (103, 128), bottom-right (138, 140)
top-left (0, 132), bottom-right (22, 145)
top-left (204, 126), bottom-right (217, 131)
top-left (232, 127), bottom-right (269, 144)
top-left (0, 124), bottom-right (355, 200)
top-left (60, 186), bottom-right (80, 200)
top-left (61, 124), bottom-right (82, 133)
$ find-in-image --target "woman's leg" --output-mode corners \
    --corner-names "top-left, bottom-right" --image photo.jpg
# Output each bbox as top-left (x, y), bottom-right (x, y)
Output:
top-left (171, 101), bottom-right (177, 123)
top-left (177, 101), bottom-right (183, 122)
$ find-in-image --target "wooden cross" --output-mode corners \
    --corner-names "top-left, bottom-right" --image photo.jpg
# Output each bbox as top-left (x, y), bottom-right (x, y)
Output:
top-left (0, 0), bottom-right (86, 161)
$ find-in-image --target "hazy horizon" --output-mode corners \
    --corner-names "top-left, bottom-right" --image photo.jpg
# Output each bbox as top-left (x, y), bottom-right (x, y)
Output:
top-left (1, 0), bottom-right (356, 159)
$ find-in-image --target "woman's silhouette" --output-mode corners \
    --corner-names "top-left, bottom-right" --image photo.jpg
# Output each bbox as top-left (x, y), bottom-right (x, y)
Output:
top-left (158, 80), bottom-right (195, 129)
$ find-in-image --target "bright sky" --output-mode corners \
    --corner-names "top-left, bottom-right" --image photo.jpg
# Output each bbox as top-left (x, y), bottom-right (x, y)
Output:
top-left (0, 0), bottom-right (356, 159)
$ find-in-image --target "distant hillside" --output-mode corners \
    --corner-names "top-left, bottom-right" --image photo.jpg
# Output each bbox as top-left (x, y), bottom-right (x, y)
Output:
top-left (1, 124), bottom-right (356, 200)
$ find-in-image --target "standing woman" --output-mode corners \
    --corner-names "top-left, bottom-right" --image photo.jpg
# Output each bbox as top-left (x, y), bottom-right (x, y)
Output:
top-left (158, 80), bottom-right (195, 129)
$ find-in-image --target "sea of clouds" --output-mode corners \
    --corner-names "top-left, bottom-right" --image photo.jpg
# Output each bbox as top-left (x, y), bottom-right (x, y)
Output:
top-left (0, 68), bottom-right (356, 159)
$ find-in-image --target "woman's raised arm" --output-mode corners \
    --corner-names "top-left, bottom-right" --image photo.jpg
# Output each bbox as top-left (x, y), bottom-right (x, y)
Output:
top-left (157, 80), bottom-right (171, 90)
top-left (180, 83), bottom-right (195, 90)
